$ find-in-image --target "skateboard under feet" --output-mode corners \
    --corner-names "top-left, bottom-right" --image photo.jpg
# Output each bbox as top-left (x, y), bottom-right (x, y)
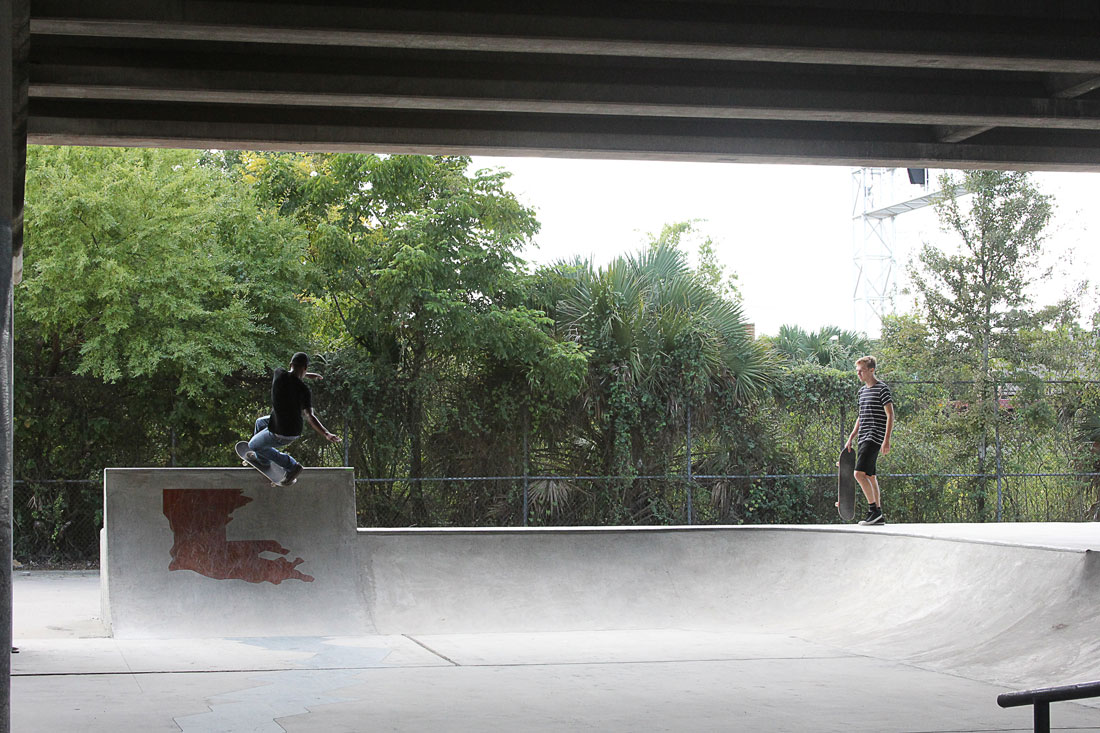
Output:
top-left (234, 441), bottom-right (290, 487)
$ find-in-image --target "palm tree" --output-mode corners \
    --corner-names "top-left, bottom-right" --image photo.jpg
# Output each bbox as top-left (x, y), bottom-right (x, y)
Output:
top-left (530, 244), bottom-right (776, 521)
top-left (773, 324), bottom-right (871, 369)
top-left (555, 244), bottom-right (772, 403)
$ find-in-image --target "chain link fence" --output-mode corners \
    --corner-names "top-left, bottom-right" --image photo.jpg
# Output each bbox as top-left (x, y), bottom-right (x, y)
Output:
top-left (352, 379), bottom-right (1100, 528)
top-left (15, 379), bottom-right (1100, 565)
top-left (13, 479), bottom-right (101, 568)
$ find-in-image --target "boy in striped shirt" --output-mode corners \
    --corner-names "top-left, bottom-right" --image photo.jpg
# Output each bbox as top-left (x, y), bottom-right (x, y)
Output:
top-left (844, 356), bottom-right (895, 525)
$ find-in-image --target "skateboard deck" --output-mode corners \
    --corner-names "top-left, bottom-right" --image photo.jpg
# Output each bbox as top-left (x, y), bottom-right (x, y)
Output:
top-left (235, 441), bottom-right (288, 486)
top-left (836, 446), bottom-right (857, 521)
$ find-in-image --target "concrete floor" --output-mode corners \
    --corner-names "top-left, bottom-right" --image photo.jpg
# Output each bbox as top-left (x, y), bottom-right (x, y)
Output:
top-left (12, 567), bottom-right (1100, 732)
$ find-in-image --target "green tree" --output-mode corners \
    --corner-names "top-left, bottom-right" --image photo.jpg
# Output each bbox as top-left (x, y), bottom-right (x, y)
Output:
top-left (904, 170), bottom-right (1063, 518)
top-left (242, 153), bottom-right (586, 523)
top-left (24, 147), bottom-right (309, 395)
top-left (531, 243), bottom-right (774, 522)
top-left (18, 146), bottom-right (311, 560)
top-left (647, 220), bottom-right (742, 303)
top-left (769, 324), bottom-right (871, 370)
top-left (913, 170), bottom-right (1054, 379)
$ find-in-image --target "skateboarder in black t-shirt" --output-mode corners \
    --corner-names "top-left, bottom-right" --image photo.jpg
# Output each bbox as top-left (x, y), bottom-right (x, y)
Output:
top-left (245, 352), bottom-right (341, 485)
top-left (844, 356), bottom-right (895, 525)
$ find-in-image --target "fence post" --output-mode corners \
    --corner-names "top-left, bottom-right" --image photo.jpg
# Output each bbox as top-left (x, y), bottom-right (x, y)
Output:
top-left (1034, 701), bottom-right (1050, 733)
top-left (170, 428), bottom-right (176, 467)
top-left (522, 415), bottom-right (529, 527)
top-left (685, 401), bottom-right (694, 525)
top-left (993, 381), bottom-right (1005, 522)
top-left (343, 415), bottom-right (349, 467)
top-left (839, 405), bottom-right (847, 448)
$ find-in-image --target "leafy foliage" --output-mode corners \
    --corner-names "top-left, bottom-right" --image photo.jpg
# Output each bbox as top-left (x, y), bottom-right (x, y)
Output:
top-left (241, 152), bottom-right (586, 523)
top-left (18, 146), bottom-right (313, 561)
top-left (769, 324), bottom-right (871, 370)
top-left (16, 152), bottom-right (1100, 560)
top-left (526, 242), bottom-right (776, 522)
top-left (902, 170), bottom-right (1081, 518)
top-left (913, 170), bottom-right (1055, 379)
top-left (24, 147), bottom-right (308, 395)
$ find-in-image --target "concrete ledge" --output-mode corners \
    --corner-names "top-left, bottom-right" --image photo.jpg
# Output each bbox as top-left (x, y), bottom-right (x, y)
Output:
top-left (357, 522), bottom-right (1100, 552)
top-left (102, 467), bottom-right (372, 638)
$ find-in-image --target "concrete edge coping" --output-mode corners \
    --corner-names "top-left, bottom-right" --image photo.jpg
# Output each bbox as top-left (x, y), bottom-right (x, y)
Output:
top-left (356, 523), bottom-right (1099, 555)
top-left (103, 467), bottom-right (355, 473)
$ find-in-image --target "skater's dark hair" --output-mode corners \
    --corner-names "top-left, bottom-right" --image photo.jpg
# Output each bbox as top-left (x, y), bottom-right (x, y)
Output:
top-left (291, 352), bottom-right (310, 368)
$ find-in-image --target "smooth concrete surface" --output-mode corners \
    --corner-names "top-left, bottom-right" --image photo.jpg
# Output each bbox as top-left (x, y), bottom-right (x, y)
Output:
top-left (11, 573), bottom-right (1100, 732)
top-left (102, 467), bottom-right (371, 638)
top-left (360, 523), bottom-right (1100, 689)
top-left (101, 466), bottom-right (1098, 669)
top-left (18, 521), bottom-right (1100, 731)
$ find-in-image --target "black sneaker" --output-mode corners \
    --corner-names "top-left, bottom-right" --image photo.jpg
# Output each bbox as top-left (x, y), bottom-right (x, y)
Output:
top-left (281, 463), bottom-right (303, 485)
top-left (859, 507), bottom-right (885, 526)
top-left (857, 506), bottom-right (876, 524)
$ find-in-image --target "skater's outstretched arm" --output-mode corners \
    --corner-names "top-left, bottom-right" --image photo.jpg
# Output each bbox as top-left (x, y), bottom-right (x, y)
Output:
top-left (303, 408), bottom-right (341, 443)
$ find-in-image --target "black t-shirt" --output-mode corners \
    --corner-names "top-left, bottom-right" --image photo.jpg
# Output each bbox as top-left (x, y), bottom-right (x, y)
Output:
top-left (268, 368), bottom-right (312, 437)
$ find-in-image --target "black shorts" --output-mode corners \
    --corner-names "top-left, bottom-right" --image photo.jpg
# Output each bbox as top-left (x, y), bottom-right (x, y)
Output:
top-left (855, 441), bottom-right (881, 476)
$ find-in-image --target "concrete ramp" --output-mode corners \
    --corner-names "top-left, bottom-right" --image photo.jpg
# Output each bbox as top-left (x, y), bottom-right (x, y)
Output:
top-left (359, 524), bottom-right (1100, 689)
top-left (101, 468), bottom-right (1099, 690)
top-left (102, 467), bottom-right (372, 638)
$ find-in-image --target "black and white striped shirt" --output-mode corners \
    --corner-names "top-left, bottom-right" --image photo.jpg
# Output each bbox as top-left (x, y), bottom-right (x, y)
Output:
top-left (857, 381), bottom-right (893, 445)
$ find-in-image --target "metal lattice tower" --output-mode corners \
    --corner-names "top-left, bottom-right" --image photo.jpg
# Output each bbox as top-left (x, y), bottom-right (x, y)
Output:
top-left (851, 167), bottom-right (948, 337)
top-left (852, 168), bottom-right (896, 337)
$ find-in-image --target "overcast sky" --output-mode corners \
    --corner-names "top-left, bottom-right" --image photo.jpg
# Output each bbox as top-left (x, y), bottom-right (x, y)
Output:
top-left (470, 156), bottom-right (1098, 338)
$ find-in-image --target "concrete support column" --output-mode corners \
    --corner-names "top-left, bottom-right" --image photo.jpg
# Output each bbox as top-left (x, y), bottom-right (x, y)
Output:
top-left (1, 1), bottom-right (28, 730)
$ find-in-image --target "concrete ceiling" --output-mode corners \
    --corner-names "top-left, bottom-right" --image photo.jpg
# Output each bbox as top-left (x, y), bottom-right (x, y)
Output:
top-left (26, 1), bottom-right (1100, 170)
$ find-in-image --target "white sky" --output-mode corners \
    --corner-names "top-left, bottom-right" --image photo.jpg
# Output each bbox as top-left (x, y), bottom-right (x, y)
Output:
top-left (471, 156), bottom-right (1099, 338)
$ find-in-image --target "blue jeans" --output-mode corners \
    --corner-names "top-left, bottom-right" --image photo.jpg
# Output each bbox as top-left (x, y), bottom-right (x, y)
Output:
top-left (248, 416), bottom-right (300, 471)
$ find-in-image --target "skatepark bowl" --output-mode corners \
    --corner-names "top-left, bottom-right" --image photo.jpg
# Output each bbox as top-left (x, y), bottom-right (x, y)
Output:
top-left (11, 468), bottom-right (1100, 731)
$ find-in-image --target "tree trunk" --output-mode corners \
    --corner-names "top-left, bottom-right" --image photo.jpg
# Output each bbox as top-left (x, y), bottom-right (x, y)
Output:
top-left (406, 345), bottom-right (429, 524)
top-left (976, 316), bottom-right (991, 521)
top-left (407, 384), bottom-right (428, 524)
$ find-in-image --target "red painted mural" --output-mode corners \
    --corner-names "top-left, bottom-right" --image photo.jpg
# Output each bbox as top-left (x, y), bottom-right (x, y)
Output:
top-left (162, 489), bottom-right (314, 584)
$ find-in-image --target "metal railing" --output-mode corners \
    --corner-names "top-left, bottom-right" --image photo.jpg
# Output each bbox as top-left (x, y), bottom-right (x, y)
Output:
top-left (997, 680), bottom-right (1100, 733)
